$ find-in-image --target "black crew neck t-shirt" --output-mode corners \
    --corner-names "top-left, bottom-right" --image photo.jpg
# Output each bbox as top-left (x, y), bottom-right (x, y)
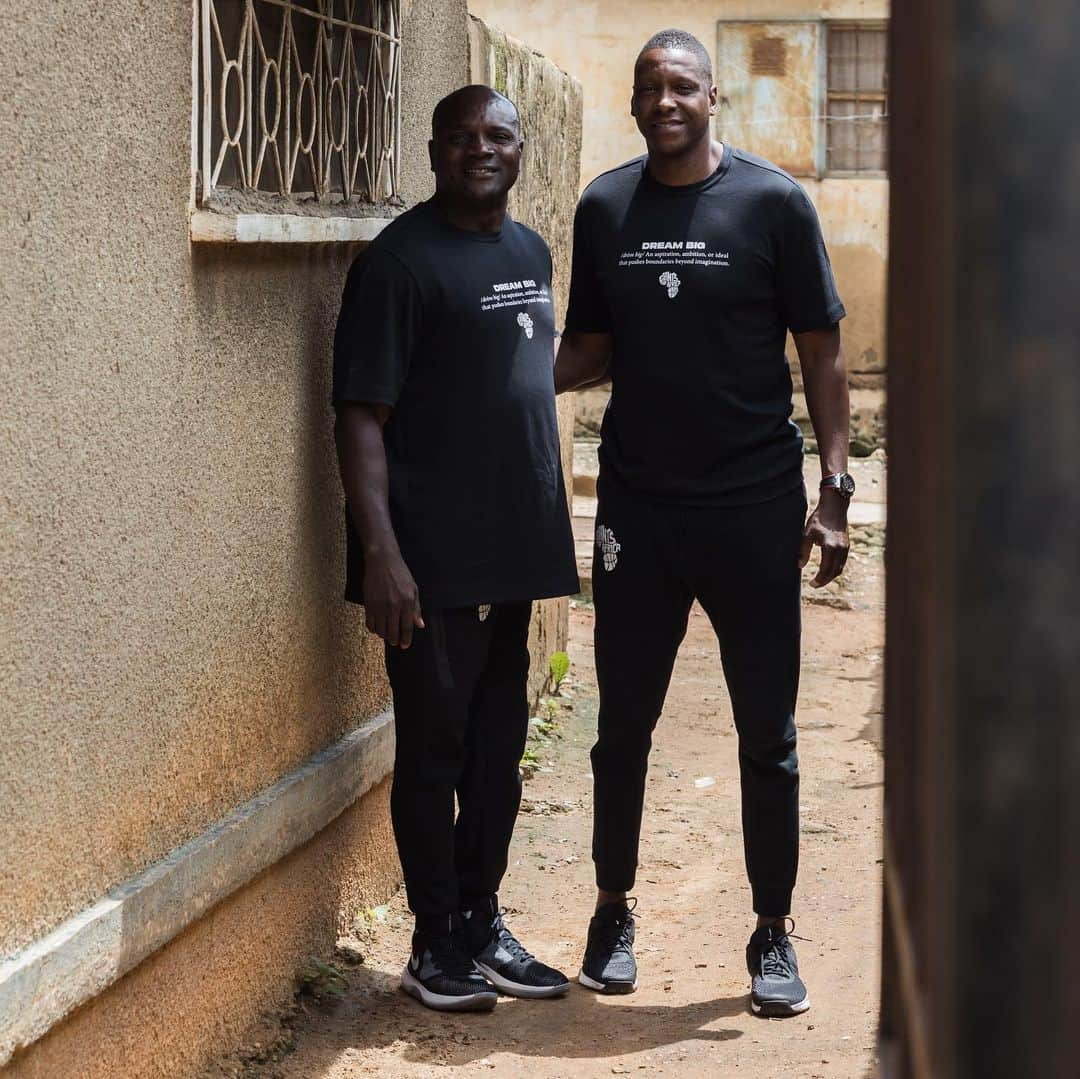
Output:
top-left (565, 144), bottom-right (846, 506)
top-left (333, 199), bottom-right (579, 610)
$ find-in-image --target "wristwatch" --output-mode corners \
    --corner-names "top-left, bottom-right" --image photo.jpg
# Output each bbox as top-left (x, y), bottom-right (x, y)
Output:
top-left (820, 472), bottom-right (856, 498)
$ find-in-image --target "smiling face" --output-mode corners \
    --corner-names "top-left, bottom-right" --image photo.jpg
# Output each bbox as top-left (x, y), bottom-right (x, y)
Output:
top-left (631, 48), bottom-right (717, 160)
top-left (429, 89), bottom-right (523, 207)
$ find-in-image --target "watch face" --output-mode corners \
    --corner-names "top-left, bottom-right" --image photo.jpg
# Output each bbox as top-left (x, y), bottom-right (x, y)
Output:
top-left (840, 473), bottom-right (856, 497)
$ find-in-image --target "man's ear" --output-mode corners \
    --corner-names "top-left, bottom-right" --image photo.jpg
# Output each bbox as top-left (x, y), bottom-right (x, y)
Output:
top-left (428, 138), bottom-right (436, 172)
top-left (629, 92), bottom-right (637, 118)
top-left (708, 83), bottom-right (718, 116)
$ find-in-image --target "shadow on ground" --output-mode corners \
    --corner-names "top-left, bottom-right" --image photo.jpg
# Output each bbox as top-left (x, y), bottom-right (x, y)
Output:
top-left (278, 961), bottom-right (748, 1073)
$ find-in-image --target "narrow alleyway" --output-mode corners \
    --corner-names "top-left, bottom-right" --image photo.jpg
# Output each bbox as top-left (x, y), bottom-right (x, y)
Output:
top-left (216, 464), bottom-right (884, 1079)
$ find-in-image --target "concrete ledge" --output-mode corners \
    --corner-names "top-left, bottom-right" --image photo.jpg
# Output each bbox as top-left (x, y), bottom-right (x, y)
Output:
top-left (190, 210), bottom-right (394, 244)
top-left (0, 711), bottom-right (395, 1066)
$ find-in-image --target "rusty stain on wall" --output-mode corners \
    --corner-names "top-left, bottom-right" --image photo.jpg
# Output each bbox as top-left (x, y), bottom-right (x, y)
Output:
top-left (717, 20), bottom-right (818, 176)
top-left (751, 35), bottom-right (788, 76)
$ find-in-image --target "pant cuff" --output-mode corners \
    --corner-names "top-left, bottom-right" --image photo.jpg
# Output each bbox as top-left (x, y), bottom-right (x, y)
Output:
top-left (751, 888), bottom-right (793, 919)
top-left (413, 911), bottom-right (458, 936)
top-left (459, 892), bottom-right (498, 916)
top-left (595, 863), bottom-right (636, 893)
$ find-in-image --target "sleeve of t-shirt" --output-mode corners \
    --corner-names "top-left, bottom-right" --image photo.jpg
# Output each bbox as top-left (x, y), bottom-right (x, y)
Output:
top-left (563, 198), bottom-right (612, 333)
top-left (775, 185), bottom-right (847, 334)
top-left (332, 247), bottom-right (421, 407)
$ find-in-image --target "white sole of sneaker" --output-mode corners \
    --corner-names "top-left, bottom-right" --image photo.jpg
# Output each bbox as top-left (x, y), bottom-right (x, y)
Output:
top-left (475, 961), bottom-right (571, 999)
top-left (400, 966), bottom-right (498, 1012)
top-left (578, 969), bottom-right (638, 994)
top-left (751, 993), bottom-right (811, 1017)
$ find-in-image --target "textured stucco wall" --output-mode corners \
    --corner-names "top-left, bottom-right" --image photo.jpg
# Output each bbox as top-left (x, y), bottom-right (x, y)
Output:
top-left (6, 779), bottom-right (399, 1079)
top-left (468, 18), bottom-right (584, 700)
top-left (469, 0), bottom-right (889, 381)
top-left (0, 0), bottom-right (467, 964)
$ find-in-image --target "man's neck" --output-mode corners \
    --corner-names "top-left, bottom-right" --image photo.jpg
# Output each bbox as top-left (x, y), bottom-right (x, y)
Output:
top-left (647, 138), bottom-right (724, 188)
top-left (433, 191), bottom-right (507, 234)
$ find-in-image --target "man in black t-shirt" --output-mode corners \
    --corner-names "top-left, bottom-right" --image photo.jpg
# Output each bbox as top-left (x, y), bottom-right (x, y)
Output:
top-left (556, 29), bottom-right (854, 1017)
top-left (333, 85), bottom-right (578, 1012)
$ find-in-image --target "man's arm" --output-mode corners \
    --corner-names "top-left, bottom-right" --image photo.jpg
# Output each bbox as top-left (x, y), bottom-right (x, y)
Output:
top-left (334, 402), bottom-right (424, 648)
top-left (554, 330), bottom-right (613, 394)
top-left (793, 325), bottom-right (850, 588)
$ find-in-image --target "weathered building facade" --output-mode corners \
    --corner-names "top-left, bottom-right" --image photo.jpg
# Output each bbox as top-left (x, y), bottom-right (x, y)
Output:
top-left (0, 2), bottom-right (581, 1074)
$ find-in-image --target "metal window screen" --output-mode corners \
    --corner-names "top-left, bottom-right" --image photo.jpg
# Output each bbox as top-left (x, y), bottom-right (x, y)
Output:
top-left (197, 0), bottom-right (401, 208)
top-left (826, 23), bottom-right (888, 174)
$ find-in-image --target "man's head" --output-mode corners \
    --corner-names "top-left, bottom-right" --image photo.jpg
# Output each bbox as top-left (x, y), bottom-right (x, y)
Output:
top-left (631, 29), bottom-right (717, 160)
top-left (429, 85), bottom-right (523, 206)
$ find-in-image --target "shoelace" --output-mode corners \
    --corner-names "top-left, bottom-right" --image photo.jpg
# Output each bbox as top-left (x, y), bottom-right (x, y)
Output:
top-left (492, 911), bottom-right (537, 964)
top-left (759, 917), bottom-right (810, 979)
top-left (592, 897), bottom-right (638, 953)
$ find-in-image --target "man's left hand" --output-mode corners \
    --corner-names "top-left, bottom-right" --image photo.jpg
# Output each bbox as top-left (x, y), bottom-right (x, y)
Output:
top-left (799, 490), bottom-right (850, 588)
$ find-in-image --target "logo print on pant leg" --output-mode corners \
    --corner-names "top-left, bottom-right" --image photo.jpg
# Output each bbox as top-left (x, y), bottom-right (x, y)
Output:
top-left (517, 312), bottom-right (534, 338)
top-left (659, 271), bottom-right (681, 299)
top-left (478, 604), bottom-right (491, 622)
top-left (595, 524), bottom-right (621, 572)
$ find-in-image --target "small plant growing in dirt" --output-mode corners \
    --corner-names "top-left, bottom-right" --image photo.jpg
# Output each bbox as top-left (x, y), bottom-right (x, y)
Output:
top-left (520, 746), bottom-right (541, 779)
top-left (549, 651), bottom-right (570, 692)
top-left (296, 956), bottom-right (348, 1002)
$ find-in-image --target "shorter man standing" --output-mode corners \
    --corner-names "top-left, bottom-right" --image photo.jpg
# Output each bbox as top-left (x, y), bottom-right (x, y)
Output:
top-left (333, 86), bottom-right (578, 1012)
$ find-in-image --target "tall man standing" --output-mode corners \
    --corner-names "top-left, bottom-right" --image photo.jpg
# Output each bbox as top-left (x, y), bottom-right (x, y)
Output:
top-left (555, 30), bottom-right (853, 1017)
top-left (334, 86), bottom-right (579, 1012)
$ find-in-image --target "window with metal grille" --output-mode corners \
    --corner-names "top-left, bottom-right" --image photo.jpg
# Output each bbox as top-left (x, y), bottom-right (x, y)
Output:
top-left (195, 0), bottom-right (401, 211)
top-left (826, 22), bottom-right (888, 175)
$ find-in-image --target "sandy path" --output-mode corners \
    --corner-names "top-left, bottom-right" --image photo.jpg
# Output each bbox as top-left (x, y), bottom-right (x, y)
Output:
top-left (219, 522), bottom-right (884, 1079)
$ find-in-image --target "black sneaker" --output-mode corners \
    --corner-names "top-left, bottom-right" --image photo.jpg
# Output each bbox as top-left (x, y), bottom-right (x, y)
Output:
top-left (579, 899), bottom-right (638, 994)
top-left (746, 918), bottom-right (811, 1017)
top-left (463, 897), bottom-right (570, 999)
top-left (401, 916), bottom-right (498, 1012)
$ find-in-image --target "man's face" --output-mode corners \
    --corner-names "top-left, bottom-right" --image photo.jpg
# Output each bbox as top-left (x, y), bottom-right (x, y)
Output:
top-left (631, 48), bottom-right (717, 158)
top-left (429, 94), bottom-right (523, 204)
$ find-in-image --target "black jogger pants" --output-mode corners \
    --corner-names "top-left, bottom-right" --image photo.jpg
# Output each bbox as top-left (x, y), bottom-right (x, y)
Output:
top-left (385, 601), bottom-right (532, 923)
top-left (591, 482), bottom-right (806, 917)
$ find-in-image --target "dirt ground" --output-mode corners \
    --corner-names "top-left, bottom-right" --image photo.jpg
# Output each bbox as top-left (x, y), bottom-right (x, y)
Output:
top-left (216, 510), bottom-right (884, 1079)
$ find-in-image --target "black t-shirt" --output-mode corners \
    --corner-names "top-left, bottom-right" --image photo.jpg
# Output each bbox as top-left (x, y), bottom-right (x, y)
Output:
top-left (333, 199), bottom-right (579, 610)
top-left (565, 144), bottom-right (845, 506)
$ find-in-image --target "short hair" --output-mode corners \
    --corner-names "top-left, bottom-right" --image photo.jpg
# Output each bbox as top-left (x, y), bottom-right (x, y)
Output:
top-left (636, 28), bottom-right (713, 82)
top-left (431, 85), bottom-right (521, 137)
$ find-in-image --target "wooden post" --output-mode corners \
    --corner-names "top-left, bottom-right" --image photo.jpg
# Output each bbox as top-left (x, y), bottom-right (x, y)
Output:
top-left (884, 2), bottom-right (1080, 1075)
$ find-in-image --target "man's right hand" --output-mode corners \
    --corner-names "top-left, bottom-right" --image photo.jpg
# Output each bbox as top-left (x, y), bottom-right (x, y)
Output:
top-left (363, 553), bottom-right (425, 648)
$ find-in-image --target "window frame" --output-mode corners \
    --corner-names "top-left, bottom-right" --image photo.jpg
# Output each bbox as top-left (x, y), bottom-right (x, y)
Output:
top-left (823, 19), bottom-right (889, 179)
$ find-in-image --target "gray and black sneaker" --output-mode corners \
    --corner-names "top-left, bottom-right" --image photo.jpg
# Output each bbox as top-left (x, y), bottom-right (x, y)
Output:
top-left (401, 916), bottom-right (498, 1012)
top-left (463, 897), bottom-right (570, 999)
top-left (579, 899), bottom-right (638, 994)
top-left (746, 918), bottom-right (811, 1017)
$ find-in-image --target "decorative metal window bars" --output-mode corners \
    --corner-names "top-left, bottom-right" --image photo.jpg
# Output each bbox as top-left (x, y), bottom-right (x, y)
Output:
top-left (197, 0), bottom-right (401, 207)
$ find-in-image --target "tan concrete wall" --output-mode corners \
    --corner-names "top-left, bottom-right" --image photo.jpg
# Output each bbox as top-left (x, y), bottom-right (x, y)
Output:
top-left (6, 779), bottom-right (398, 1079)
top-left (469, 0), bottom-right (890, 382)
top-left (0, 0), bottom-right (466, 963)
top-left (468, 18), bottom-right (585, 699)
top-left (3, 2), bottom-right (587, 1070)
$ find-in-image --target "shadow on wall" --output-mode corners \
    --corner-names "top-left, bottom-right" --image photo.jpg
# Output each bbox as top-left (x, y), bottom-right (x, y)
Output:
top-left (188, 242), bottom-right (387, 724)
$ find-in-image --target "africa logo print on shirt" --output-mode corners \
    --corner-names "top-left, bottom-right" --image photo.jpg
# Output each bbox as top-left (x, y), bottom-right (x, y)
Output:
top-left (595, 524), bottom-right (621, 572)
top-left (478, 604), bottom-right (491, 622)
top-left (659, 271), bottom-right (681, 299)
top-left (517, 311), bottom-right (534, 339)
